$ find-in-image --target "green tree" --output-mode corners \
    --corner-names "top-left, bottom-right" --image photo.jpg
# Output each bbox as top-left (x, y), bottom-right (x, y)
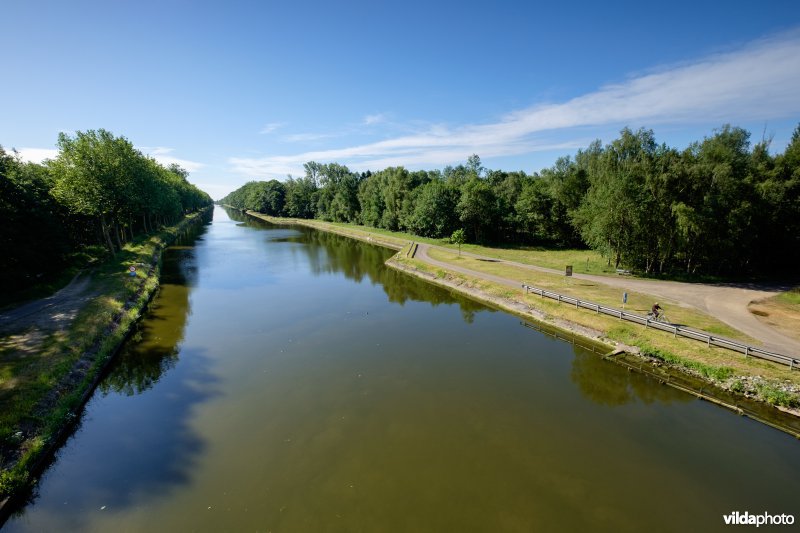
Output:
top-left (466, 154), bottom-right (484, 177)
top-left (515, 177), bottom-right (555, 242)
top-left (406, 180), bottom-right (459, 237)
top-left (316, 163), bottom-right (360, 222)
top-left (451, 228), bottom-right (466, 256)
top-left (457, 177), bottom-right (498, 243)
top-left (0, 148), bottom-right (72, 295)
top-left (357, 171), bottom-right (385, 227)
top-left (758, 124), bottom-right (800, 270)
top-left (245, 180), bottom-right (286, 215)
top-left (488, 170), bottom-right (526, 242)
top-left (51, 130), bottom-right (137, 254)
top-left (673, 125), bottom-right (754, 274)
top-left (573, 128), bottom-right (657, 270)
top-left (284, 175), bottom-right (318, 218)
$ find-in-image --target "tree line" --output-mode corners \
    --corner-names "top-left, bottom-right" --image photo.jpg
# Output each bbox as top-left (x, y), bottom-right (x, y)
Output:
top-left (1, 129), bottom-right (213, 296)
top-left (223, 123), bottom-right (800, 277)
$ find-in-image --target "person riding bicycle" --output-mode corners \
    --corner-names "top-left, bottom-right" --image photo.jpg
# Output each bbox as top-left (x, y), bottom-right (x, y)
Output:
top-left (651, 302), bottom-right (662, 319)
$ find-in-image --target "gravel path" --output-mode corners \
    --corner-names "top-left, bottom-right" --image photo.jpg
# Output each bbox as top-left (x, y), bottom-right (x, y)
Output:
top-left (0, 274), bottom-right (97, 335)
top-left (415, 243), bottom-right (800, 357)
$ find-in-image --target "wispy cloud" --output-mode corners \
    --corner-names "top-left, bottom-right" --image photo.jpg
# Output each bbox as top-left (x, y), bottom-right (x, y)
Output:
top-left (283, 132), bottom-right (343, 143)
top-left (12, 146), bottom-right (206, 175)
top-left (259, 122), bottom-right (284, 134)
top-left (363, 113), bottom-right (387, 125)
top-left (13, 147), bottom-right (58, 163)
top-left (230, 29), bottom-right (800, 179)
top-left (139, 146), bottom-right (205, 173)
top-left (281, 113), bottom-right (391, 144)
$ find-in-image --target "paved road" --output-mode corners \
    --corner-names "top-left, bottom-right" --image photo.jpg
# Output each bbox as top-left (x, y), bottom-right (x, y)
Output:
top-left (415, 243), bottom-right (800, 357)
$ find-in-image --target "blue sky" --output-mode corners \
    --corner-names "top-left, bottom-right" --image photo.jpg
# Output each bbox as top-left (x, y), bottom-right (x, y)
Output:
top-left (2, 1), bottom-right (799, 199)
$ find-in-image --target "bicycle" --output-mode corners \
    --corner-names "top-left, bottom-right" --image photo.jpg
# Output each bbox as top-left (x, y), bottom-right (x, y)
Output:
top-left (646, 312), bottom-right (670, 324)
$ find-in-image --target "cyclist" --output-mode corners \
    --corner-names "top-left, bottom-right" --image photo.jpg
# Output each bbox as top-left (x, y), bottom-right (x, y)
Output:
top-left (651, 302), bottom-right (662, 319)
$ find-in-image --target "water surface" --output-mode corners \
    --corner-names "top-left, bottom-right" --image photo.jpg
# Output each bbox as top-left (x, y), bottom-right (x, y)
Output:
top-left (6, 207), bottom-right (799, 532)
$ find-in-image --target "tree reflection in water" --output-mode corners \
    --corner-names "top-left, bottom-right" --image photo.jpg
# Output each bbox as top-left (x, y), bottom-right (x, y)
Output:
top-left (100, 219), bottom-right (208, 396)
top-left (225, 208), bottom-right (490, 324)
top-left (570, 350), bottom-right (691, 407)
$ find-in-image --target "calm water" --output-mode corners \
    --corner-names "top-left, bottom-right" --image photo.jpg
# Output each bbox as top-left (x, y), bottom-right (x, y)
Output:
top-left (5, 207), bottom-right (799, 532)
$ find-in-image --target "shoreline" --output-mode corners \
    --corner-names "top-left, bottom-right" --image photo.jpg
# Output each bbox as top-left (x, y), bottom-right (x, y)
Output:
top-left (386, 256), bottom-right (800, 437)
top-left (0, 208), bottom-right (212, 521)
top-left (241, 209), bottom-right (800, 433)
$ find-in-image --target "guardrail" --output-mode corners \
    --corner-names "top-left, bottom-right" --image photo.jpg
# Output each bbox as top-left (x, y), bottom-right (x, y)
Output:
top-left (521, 283), bottom-right (799, 369)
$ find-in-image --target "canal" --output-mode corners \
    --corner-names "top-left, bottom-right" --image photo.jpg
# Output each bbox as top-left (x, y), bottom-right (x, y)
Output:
top-left (5, 206), bottom-right (799, 532)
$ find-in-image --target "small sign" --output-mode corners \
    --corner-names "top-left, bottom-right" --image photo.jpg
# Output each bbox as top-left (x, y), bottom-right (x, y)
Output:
top-left (565, 265), bottom-right (573, 277)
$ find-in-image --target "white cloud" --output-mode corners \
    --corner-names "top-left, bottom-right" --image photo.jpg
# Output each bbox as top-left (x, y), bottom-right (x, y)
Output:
top-left (16, 146), bottom-right (205, 172)
top-left (259, 122), bottom-right (284, 134)
top-left (283, 132), bottom-right (342, 143)
top-left (11, 145), bottom-right (207, 175)
top-left (363, 113), bottom-right (387, 125)
top-left (229, 29), bottom-right (800, 179)
top-left (13, 148), bottom-right (58, 163)
top-left (192, 182), bottom-right (232, 201)
top-left (139, 146), bottom-right (205, 173)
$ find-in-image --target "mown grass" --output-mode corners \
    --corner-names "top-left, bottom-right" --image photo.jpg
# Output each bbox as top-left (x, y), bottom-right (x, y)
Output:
top-left (636, 342), bottom-right (735, 381)
top-left (425, 247), bottom-right (750, 342)
top-left (0, 211), bottom-right (207, 499)
top-left (323, 221), bottom-right (623, 272)
top-left (777, 287), bottom-right (800, 306)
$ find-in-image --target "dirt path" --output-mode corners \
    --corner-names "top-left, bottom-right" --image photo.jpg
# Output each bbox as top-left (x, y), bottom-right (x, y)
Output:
top-left (0, 273), bottom-right (97, 335)
top-left (415, 243), bottom-right (800, 357)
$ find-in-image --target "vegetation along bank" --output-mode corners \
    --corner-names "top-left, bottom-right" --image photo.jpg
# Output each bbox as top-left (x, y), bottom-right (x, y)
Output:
top-left (0, 129), bottom-right (213, 511)
top-left (242, 209), bottom-right (800, 438)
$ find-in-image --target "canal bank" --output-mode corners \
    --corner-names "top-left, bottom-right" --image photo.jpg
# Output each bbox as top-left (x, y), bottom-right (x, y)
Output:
top-left (0, 207), bottom-right (212, 516)
top-left (387, 252), bottom-right (800, 438)
top-left (241, 209), bottom-right (800, 431)
top-left (6, 205), bottom-right (800, 532)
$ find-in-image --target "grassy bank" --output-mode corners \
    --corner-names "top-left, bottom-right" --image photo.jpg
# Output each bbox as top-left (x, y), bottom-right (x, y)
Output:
top-left (247, 211), bottom-right (800, 417)
top-left (392, 250), bottom-right (800, 407)
top-left (388, 253), bottom-right (800, 433)
top-left (424, 247), bottom-right (751, 340)
top-left (0, 208), bottom-right (211, 503)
